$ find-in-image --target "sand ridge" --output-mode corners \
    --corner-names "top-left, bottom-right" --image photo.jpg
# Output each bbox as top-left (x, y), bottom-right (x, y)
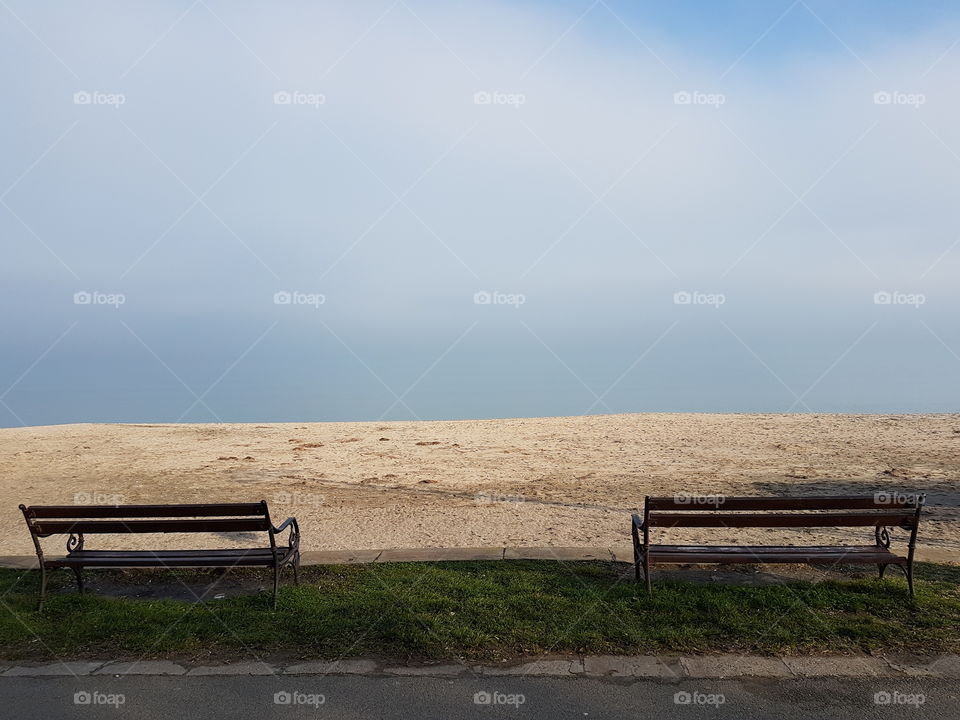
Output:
top-left (0, 414), bottom-right (957, 558)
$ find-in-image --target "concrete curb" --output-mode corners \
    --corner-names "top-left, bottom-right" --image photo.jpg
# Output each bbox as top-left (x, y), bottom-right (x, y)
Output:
top-left (3, 655), bottom-right (958, 679)
top-left (0, 547), bottom-right (613, 569)
top-left (2, 545), bottom-right (956, 568)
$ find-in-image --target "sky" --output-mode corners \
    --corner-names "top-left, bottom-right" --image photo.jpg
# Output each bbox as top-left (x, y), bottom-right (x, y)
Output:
top-left (1, 0), bottom-right (959, 426)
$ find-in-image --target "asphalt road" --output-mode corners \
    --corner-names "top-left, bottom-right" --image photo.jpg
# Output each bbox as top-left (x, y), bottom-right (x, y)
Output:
top-left (0, 675), bottom-right (956, 719)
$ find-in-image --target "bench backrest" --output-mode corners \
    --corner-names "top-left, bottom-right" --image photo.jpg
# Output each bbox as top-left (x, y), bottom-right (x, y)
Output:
top-left (643, 494), bottom-right (924, 529)
top-left (19, 502), bottom-right (273, 537)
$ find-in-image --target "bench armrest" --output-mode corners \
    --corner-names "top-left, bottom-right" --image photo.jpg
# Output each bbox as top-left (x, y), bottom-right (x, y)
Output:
top-left (273, 517), bottom-right (299, 535)
top-left (631, 513), bottom-right (646, 553)
top-left (272, 517), bottom-right (300, 553)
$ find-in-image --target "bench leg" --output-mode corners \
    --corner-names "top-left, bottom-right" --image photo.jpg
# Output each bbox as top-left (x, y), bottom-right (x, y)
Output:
top-left (293, 552), bottom-right (300, 585)
top-left (877, 563), bottom-right (887, 579)
top-left (37, 565), bottom-right (47, 613)
top-left (890, 562), bottom-right (914, 598)
top-left (72, 567), bottom-right (84, 594)
top-left (272, 565), bottom-right (280, 609)
top-left (643, 558), bottom-right (651, 596)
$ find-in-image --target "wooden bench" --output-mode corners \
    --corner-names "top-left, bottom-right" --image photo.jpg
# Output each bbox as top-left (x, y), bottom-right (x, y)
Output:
top-left (19, 501), bottom-right (300, 610)
top-left (631, 494), bottom-right (924, 596)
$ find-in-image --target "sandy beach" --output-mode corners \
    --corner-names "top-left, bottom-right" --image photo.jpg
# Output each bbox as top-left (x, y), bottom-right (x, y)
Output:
top-left (1, 414), bottom-right (957, 559)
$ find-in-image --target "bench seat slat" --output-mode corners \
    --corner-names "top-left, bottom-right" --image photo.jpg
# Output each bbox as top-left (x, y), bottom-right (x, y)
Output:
top-left (648, 545), bottom-right (906, 564)
top-left (647, 512), bottom-right (916, 528)
top-left (55, 548), bottom-right (277, 558)
top-left (645, 496), bottom-right (918, 511)
top-left (31, 519), bottom-right (271, 535)
top-left (647, 546), bottom-right (904, 564)
top-left (647, 544), bottom-right (897, 553)
top-left (45, 548), bottom-right (291, 568)
top-left (25, 504), bottom-right (267, 518)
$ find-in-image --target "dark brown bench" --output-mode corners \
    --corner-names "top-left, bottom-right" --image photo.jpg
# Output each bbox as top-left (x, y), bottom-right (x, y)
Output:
top-left (19, 501), bottom-right (300, 610)
top-left (631, 494), bottom-right (924, 596)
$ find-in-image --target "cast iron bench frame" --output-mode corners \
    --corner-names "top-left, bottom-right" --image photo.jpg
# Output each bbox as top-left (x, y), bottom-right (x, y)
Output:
top-left (19, 501), bottom-right (300, 610)
top-left (631, 494), bottom-right (924, 596)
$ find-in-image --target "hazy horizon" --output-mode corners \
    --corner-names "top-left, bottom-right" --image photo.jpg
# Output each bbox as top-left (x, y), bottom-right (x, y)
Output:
top-left (3, 1), bottom-right (959, 427)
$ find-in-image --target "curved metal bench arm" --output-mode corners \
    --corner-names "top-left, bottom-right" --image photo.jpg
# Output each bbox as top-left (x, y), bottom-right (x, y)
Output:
top-left (272, 517), bottom-right (300, 554)
top-left (271, 516), bottom-right (301, 603)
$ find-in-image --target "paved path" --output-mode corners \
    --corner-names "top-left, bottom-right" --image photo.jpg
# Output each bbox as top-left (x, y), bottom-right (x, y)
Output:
top-left (0, 674), bottom-right (956, 719)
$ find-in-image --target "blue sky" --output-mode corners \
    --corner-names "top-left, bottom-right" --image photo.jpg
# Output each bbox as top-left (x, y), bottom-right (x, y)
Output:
top-left (1, 0), bottom-right (959, 425)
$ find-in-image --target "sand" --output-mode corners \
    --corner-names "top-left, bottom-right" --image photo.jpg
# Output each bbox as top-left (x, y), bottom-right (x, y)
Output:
top-left (0, 414), bottom-right (958, 559)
